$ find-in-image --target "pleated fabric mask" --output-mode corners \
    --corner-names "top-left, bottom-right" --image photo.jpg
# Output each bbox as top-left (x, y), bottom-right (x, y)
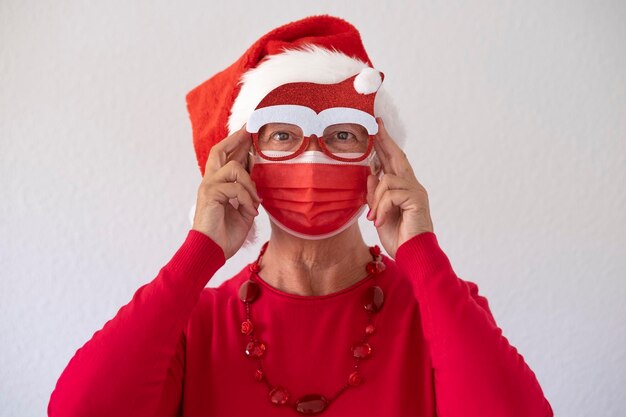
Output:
top-left (250, 151), bottom-right (376, 239)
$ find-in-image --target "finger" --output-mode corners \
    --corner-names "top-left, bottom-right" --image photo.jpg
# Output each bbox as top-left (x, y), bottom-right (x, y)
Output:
top-left (227, 197), bottom-right (258, 220)
top-left (374, 189), bottom-right (412, 227)
top-left (204, 124), bottom-right (251, 177)
top-left (373, 139), bottom-right (393, 176)
top-left (370, 174), bottom-right (413, 219)
top-left (230, 127), bottom-right (254, 171)
top-left (375, 118), bottom-right (416, 179)
top-left (211, 182), bottom-right (258, 218)
top-left (208, 160), bottom-right (261, 203)
top-left (366, 174), bottom-right (379, 220)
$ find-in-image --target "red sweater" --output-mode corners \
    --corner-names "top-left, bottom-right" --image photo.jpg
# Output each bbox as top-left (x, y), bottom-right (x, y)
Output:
top-left (48, 230), bottom-right (553, 417)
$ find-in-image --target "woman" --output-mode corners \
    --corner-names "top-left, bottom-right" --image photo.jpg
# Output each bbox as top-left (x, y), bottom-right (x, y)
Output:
top-left (48, 15), bottom-right (553, 417)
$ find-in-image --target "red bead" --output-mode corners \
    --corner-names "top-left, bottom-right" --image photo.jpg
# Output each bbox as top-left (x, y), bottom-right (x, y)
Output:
top-left (348, 371), bottom-right (364, 386)
top-left (269, 386), bottom-right (289, 405)
top-left (295, 394), bottom-right (328, 414)
top-left (351, 342), bottom-right (372, 359)
top-left (249, 262), bottom-right (260, 273)
top-left (239, 280), bottom-right (260, 303)
top-left (254, 369), bottom-right (264, 381)
top-left (245, 340), bottom-right (266, 358)
top-left (369, 245), bottom-right (381, 257)
top-left (366, 260), bottom-right (386, 275)
top-left (365, 324), bottom-right (376, 335)
top-left (241, 319), bottom-right (254, 335)
top-left (363, 285), bottom-right (384, 313)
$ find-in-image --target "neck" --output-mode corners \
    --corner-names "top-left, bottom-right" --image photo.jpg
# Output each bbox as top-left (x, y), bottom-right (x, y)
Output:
top-left (257, 222), bottom-right (373, 297)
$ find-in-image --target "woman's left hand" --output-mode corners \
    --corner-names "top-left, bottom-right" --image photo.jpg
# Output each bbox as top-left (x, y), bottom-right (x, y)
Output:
top-left (366, 117), bottom-right (434, 258)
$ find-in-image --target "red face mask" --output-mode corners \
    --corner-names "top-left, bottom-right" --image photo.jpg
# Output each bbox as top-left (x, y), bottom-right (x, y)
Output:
top-left (250, 151), bottom-right (375, 239)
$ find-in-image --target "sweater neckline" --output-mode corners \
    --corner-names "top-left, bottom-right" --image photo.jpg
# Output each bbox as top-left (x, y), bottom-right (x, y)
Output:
top-left (247, 261), bottom-right (384, 302)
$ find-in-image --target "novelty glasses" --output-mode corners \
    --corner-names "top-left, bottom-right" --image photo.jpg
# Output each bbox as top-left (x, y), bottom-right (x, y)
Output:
top-left (246, 105), bottom-right (378, 162)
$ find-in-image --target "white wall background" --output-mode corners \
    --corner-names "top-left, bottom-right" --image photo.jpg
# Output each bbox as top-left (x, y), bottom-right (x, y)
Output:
top-left (1, 1), bottom-right (624, 416)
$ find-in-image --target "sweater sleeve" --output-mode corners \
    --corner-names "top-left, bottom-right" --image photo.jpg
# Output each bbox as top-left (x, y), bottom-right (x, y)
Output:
top-left (395, 232), bottom-right (553, 417)
top-left (47, 230), bottom-right (226, 417)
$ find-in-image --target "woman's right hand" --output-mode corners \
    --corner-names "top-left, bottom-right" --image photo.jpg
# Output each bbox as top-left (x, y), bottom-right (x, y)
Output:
top-left (192, 125), bottom-right (261, 259)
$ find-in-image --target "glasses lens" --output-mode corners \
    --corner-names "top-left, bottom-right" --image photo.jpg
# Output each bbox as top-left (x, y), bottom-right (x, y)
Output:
top-left (257, 123), bottom-right (304, 157)
top-left (322, 123), bottom-right (370, 158)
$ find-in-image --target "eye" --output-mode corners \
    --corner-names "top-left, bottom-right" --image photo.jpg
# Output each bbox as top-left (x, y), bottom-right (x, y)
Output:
top-left (271, 132), bottom-right (292, 141)
top-left (335, 131), bottom-right (356, 141)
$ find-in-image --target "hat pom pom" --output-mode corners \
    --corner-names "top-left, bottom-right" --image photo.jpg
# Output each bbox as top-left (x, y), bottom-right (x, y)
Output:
top-left (354, 68), bottom-right (382, 94)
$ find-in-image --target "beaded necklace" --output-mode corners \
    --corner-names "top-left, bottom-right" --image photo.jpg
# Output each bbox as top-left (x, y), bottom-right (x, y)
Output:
top-left (238, 242), bottom-right (386, 414)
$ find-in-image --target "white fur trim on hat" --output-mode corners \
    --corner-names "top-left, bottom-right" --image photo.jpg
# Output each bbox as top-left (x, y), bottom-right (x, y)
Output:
top-left (227, 44), bottom-right (406, 148)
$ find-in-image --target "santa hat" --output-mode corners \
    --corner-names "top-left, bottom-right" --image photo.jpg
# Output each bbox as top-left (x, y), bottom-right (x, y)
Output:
top-left (185, 14), bottom-right (405, 177)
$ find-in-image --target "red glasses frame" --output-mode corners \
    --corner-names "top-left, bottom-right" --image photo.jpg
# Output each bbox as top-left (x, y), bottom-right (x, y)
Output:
top-left (251, 133), bottom-right (375, 163)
